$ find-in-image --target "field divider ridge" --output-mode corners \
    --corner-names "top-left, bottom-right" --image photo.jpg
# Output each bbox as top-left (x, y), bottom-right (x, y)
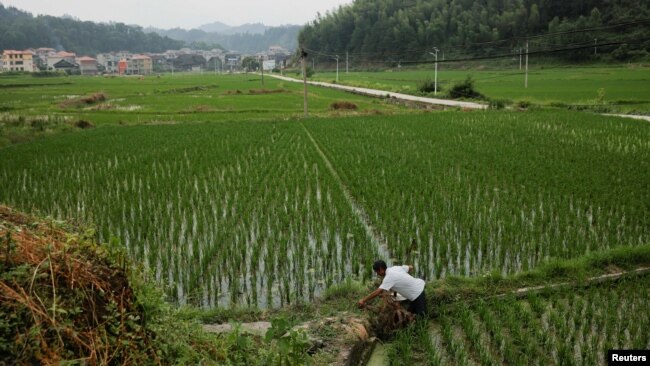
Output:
top-left (300, 123), bottom-right (391, 261)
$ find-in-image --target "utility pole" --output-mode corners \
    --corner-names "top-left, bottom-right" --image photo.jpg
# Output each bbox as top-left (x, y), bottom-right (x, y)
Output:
top-left (335, 55), bottom-right (339, 82)
top-left (301, 48), bottom-right (308, 117)
top-left (171, 61), bottom-right (174, 76)
top-left (429, 47), bottom-right (439, 95)
top-left (594, 39), bottom-right (598, 55)
top-left (346, 51), bottom-right (349, 74)
top-left (519, 48), bottom-right (522, 70)
top-left (525, 41), bottom-right (529, 89)
top-left (260, 56), bottom-right (265, 86)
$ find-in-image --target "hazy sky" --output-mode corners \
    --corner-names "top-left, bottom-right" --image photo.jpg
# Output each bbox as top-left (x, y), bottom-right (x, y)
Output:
top-left (2, 0), bottom-right (352, 28)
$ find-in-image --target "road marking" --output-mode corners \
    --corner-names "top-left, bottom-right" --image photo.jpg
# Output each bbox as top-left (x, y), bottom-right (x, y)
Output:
top-left (300, 123), bottom-right (391, 261)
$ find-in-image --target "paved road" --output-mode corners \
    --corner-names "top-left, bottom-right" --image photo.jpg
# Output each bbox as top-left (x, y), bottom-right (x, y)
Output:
top-left (268, 74), bottom-right (488, 110)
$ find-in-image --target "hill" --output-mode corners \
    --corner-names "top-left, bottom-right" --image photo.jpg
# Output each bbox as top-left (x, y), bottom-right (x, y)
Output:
top-left (0, 4), bottom-right (183, 55)
top-left (299, 0), bottom-right (650, 63)
top-left (148, 24), bottom-right (301, 53)
top-left (198, 21), bottom-right (268, 35)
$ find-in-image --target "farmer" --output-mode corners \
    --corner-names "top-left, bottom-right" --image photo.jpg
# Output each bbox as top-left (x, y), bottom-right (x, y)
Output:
top-left (357, 260), bottom-right (427, 318)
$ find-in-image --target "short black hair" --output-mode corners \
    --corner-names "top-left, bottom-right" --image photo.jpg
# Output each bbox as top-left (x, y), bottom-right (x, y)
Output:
top-left (372, 260), bottom-right (387, 272)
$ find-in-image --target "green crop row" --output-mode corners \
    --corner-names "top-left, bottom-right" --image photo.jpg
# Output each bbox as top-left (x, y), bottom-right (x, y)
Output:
top-left (386, 273), bottom-right (650, 365)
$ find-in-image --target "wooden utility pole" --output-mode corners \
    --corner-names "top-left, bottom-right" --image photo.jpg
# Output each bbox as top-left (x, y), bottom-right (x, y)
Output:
top-left (301, 48), bottom-right (308, 117)
top-left (260, 56), bottom-right (265, 86)
top-left (525, 41), bottom-right (529, 89)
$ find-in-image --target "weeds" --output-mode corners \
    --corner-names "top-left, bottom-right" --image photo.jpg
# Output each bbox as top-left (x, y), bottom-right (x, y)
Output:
top-left (58, 93), bottom-right (107, 109)
top-left (330, 101), bottom-right (358, 110)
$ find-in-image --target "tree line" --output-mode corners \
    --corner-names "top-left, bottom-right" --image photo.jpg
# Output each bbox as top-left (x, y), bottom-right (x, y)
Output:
top-left (0, 5), bottom-right (184, 55)
top-left (298, 0), bottom-right (650, 63)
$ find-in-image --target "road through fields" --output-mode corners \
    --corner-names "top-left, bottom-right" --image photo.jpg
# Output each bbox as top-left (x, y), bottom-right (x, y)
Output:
top-left (268, 74), bottom-right (488, 110)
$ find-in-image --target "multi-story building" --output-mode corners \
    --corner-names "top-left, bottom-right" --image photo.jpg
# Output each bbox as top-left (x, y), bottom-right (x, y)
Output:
top-left (129, 55), bottom-right (153, 75)
top-left (78, 56), bottom-right (99, 75)
top-left (1, 50), bottom-right (35, 72)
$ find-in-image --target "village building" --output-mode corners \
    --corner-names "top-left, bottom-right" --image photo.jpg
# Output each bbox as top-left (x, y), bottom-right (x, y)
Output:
top-left (47, 51), bottom-right (76, 70)
top-left (1, 50), bottom-right (35, 72)
top-left (52, 59), bottom-right (79, 74)
top-left (225, 53), bottom-right (242, 72)
top-left (97, 53), bottom-right (121, 73)
top-left (129, 55), bottom-right (153, 75)
top-left (78, 56), bottom-right (99, 75)
top-left (173, 54), bottom-right (207, 72)
top-left (268, 46), bottom-right (290, 69)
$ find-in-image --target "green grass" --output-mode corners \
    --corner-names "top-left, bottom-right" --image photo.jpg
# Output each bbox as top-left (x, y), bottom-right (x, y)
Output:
top-left (308, 65), bottom-right (650, 113)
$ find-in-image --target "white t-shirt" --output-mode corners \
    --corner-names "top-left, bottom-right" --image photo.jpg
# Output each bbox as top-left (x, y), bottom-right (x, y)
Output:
top-left (379, 265), bottom-right (425, 301)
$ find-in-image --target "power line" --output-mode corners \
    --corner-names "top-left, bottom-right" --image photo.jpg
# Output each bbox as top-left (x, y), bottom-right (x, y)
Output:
top-left (308, 37), bottom-right (648, 66)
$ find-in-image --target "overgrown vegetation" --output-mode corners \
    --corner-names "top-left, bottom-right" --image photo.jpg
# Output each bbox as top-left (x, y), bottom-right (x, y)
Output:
top-left (417, 78), bottom-right (438, 94)
top-left (447, 77), bottom-right (484, 99)
top-left (330, 101), bottom-right (358, 110)
top-left (0, 206), bottom-right (315, 365)
top-left (58, 93), bottom-right (107, 109)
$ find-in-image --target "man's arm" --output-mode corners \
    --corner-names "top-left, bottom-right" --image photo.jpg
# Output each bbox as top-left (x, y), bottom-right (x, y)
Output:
top-left (358, 288), bottom-right (385, 308)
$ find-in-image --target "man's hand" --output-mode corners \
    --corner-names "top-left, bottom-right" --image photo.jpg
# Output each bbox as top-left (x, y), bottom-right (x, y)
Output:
top-left (357, 299), bottom-right (366, 309)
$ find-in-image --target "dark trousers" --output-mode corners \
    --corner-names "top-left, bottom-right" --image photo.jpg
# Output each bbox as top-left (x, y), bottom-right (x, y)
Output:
top-left (408, 290), bottom-right (427, 318)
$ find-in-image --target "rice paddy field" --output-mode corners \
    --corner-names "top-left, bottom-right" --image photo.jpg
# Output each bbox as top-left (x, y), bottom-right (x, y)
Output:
top-left (1, 71), bottom-right (649, 364)
top-left (309, 65), bottom-right (650, 113)
top-left (1, 105), bottom-right (648, 309)
top-left (0, 72), bottom-right (406, 138)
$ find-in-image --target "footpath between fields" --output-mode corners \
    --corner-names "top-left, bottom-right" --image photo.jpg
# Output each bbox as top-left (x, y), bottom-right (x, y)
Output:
top-left (266, 73), bottom-right (488, 110)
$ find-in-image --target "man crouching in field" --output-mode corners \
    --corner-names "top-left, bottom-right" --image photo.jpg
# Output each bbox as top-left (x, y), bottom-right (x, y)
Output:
top-left (357, 260), bottom-right (427, 318)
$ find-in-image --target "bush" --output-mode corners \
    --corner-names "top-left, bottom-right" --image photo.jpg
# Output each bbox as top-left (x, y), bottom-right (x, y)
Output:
top-left (417, 78), bottom-right (438, 93)
top-left (75, 120), bottom-right (94, 129)
top-left (516, 100), bottom-right (531, 110)
top-left (330, 101), bottom-right (358, 110)
top-left (488, 99), bottom-right (507, 110)
top-left (448, 76), bottom-right (484, 99)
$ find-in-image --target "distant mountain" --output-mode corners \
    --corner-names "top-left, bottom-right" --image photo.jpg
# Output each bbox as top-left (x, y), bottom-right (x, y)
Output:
top-left (0, 4), bottom-right (183, 55)
top-left (198, 21), bottom-right (268, 35)
top-left (147, 24), bottom-right (301, 53)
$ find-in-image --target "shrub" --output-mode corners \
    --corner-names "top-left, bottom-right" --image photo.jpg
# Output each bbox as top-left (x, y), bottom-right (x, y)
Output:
top-left (448, 77), bottom-right (484, 99)
top-left (75, 120), bottom-right (94, 129)
top-left (488, 99), bottom-right (507, 110)
top-left (330, 101), bottom-right (358, 110)
top-left (417, 78), bottom-right (438, 93)
top-left (516, 100), bottom-right (531, 110)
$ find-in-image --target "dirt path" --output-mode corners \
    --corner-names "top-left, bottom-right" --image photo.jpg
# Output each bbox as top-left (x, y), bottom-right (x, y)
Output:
top-left (300, 123), bottom-right (391, 260)
top-left (268, 74), bottom-right (488, 110)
